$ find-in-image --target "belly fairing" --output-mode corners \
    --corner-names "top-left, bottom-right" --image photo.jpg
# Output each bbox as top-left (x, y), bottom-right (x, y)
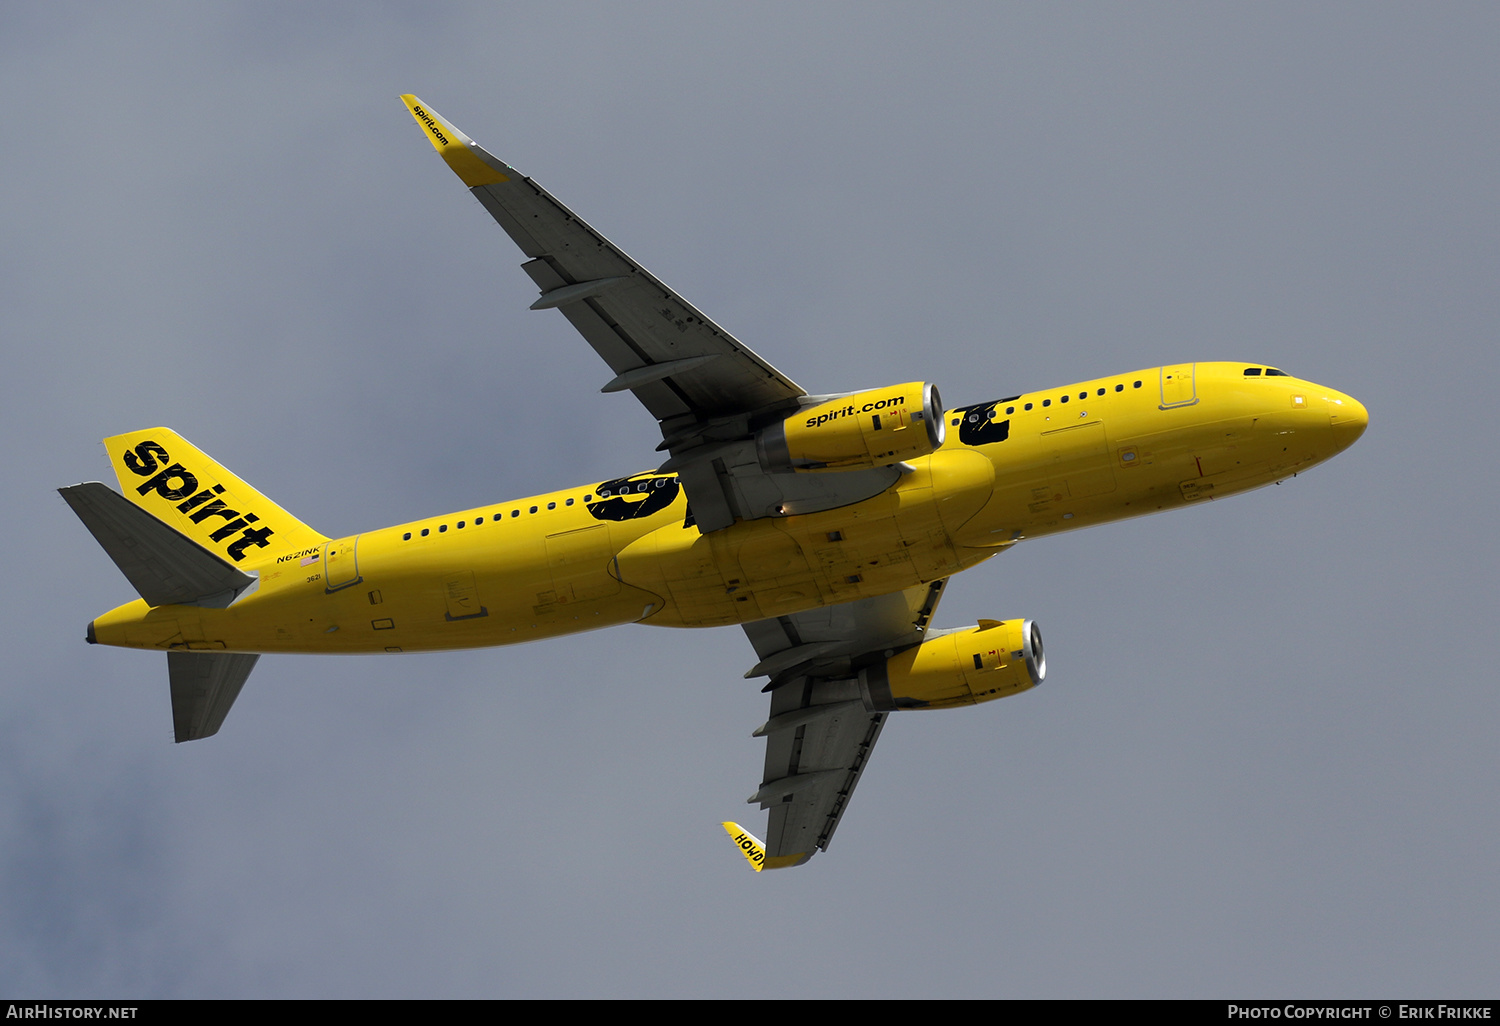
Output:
top-left (618, 448), bottom-right (995, 628)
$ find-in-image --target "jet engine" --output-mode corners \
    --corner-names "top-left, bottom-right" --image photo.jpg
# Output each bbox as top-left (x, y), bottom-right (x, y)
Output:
top-left (757, 381), bottom-right (945, 472)
top-left (860, 619), bottom-right (1044, 711)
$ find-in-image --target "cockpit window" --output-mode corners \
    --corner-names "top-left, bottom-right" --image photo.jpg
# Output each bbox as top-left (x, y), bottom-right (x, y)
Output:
top-left (1265, 368), bottom-right (1288, 376)
top-left (1243, 368), bottom-right (1262, 376)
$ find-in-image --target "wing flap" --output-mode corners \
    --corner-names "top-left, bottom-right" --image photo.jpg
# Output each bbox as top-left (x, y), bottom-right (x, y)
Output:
top-left (512, 219), bottom-right (799, 417)
top-left (760, 693), bottom-right (887, 863)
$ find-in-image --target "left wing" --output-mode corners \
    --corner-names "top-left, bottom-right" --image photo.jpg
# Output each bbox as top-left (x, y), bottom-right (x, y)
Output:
top-left (740, 579), bottom-right (948, 868)
top-left (402, 95), bottom-right (904, 532)
top-left (401, 96), bottom-right (803, 422)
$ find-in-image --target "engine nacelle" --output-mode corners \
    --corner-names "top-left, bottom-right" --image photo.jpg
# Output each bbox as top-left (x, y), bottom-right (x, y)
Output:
top-left (758, 381), bottom-right (945, 472)
top-left (860, 619), bottom-right (1044, 711)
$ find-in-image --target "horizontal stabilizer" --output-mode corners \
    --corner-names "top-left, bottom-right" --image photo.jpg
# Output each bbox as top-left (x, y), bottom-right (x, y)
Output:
top-left (169, 651), bottom-right (259, 742)
top-left (59, 482), bottom-right (255, 607)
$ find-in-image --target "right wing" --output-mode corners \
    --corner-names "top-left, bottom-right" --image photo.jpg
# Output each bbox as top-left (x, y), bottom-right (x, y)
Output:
top-left (402, 96), bottom-right (903, 532)
top-left (741, 579), bottom-right (948, 868)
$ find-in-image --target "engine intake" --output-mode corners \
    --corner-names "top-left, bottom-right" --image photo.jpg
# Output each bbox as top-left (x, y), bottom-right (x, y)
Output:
top-left (758, 381), bottom-right (945, 472)
top-left (861, 619), bottom-right (1044, 711)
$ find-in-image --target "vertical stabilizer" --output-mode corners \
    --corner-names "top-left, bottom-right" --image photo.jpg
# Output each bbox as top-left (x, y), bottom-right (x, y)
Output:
top-left (103, 428), bottom-right (325, 567)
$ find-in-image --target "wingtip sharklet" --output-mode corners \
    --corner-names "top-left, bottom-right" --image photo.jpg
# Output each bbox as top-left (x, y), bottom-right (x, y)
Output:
top-left (400, 94), bottom-right (510, 188)
top-left (720, 822), bottom-right (813, 872)
top-left (721, 821), bottom-right (767, 872)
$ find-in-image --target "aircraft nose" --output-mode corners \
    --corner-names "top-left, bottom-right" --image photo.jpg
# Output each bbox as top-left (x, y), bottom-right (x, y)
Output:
top-left (1326, 391), bottom-right (1368, 449)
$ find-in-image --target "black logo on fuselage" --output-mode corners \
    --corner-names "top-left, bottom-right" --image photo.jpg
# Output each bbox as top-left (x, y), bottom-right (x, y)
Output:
top-left (121, 440), bottom-right (274, 562)
top-left (954, 401), bottom-right (1012, 446)
top-left (586, 474), bottom-right (681, 522)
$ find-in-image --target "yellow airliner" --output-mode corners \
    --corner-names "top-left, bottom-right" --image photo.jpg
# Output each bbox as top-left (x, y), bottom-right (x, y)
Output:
top-left (60, 96), bottom-right (1367, 871)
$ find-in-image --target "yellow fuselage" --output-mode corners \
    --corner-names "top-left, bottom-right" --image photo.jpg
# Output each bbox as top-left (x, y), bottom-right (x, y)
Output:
top-left (90, 363), bottom-right (1367, 655)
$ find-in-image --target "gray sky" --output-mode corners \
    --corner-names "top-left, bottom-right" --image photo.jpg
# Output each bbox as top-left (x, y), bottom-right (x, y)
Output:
top-left (2, 2), bottom-right (1496, 998)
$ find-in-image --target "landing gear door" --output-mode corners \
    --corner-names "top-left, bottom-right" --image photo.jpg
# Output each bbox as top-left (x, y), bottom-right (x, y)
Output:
top-left (323, 537), bottom-right (362, 592)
